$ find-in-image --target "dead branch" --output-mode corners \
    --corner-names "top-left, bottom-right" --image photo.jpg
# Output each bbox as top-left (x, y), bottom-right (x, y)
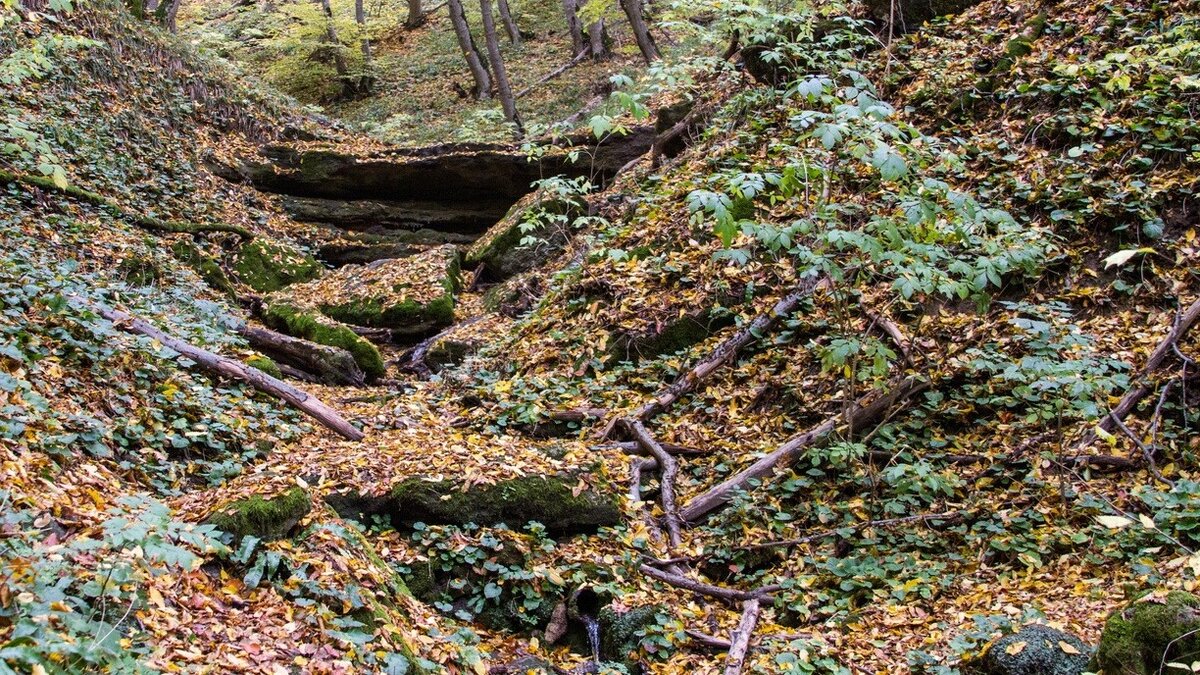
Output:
top-left (629, 457), bottom-right (656, 502)
top-left (1110, 414), bottom-right (1174, 487)
top-left (92, 301), bottom-right (364, 441)
top-left (679, 376), bottom-right (927, 523)
top-left (611, 440), bottom-right (707, 457)
top-left (649, 103), bottom-right (712, 167)
top-left (724, 598), bottom-right (761, 675)
top-left (515, 51), bottom-right (589, 99)
top-left (616, 278), bottom-right (825, 432)
top-left (638, 564), bottom-right (778, 603)
top-left (864, 309), bottom-right (909, 361)
top-left (623, 419), bottom-right (682, 549)
top-left (397, 316), bottom-right (483, 377)
top-left (1079, 297), bottom-right (1200, 446)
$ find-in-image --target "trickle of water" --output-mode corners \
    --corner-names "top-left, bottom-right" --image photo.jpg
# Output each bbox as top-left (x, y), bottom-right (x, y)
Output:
top-left (581, 614), bottom-right (601, 663)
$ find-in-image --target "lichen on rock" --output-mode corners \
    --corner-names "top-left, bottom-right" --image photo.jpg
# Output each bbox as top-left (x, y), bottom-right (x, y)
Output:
top-left (972, 623), bottom-right (1090, 675)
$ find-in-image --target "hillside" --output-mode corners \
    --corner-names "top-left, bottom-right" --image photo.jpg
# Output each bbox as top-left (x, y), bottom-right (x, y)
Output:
top-left (2, 0), bottom-right (1199, 673)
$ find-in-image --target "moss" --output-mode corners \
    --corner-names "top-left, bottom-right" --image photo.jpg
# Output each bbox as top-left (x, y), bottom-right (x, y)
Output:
top-left (599, 605), bottom-right (662, 670)
top-left (262, 303), bottom-right (386, 381)
top-left (387, 475), bottom-right (621, 535)
top-left (245, 354), bottom-right (282, 379)
top-left (117, 256), bottom-right (162, 286)
top-left (320, 293), bottom-right (455, 331)
top-left (1096, 591), bottom-right (1200, 675)
top-left (609, 311), bottom-right (735, 363)
top-left (171, 241), bottom-right (235, 296)
top-left (466, 192), bottom-right (580, 280)
top-left (233, 239), bottom-right (323, 293)
top-left (206, 487), bottom-right (311, 543)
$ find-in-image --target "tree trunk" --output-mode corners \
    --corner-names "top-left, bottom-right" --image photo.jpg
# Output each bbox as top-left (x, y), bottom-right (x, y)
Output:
top-left (587, 17), bottom-right (608, 59)
top-left (496, 0), bottom-right (519, 44)
top-left (561, 0), bottom-right (584, 56)
top-left (153, 0), bottom-right (182, 32)
top-left (92, 302), bottom-right (364, 441)
top-left (317, 0), bottom-right (353, 96)
top-left (619, 0), bottom-right (659, 63)
top-left (354, 0), bottom-right (373, 93)
top-left (404, 0), bottom-right (425, 28)
top-left (479, 0), bottom-right (522, 135)
top-left (447, 0), bottom-right (492, 99)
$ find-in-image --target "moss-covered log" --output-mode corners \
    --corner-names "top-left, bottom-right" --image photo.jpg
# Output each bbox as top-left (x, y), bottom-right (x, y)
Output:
top-left (236, 322), bottom-right (366, 386)
top-left (260, 303), bottom-right (386, 381)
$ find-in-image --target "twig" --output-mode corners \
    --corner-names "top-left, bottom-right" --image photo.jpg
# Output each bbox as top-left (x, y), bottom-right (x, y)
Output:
top-left (515, 51), bottom-right (589, 99)
top-left (724, 598), bottom-right (761, 675)
top-left (864, 309), bottom-right (909, 361)
top-left (1110, 415), bottom-right (1174, 487)
top-left (638, 564), bottom-right (778, 602)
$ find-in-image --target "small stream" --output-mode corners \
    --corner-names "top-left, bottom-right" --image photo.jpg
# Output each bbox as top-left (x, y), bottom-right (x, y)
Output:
top-left (581, 614), bottom-right (602, 664)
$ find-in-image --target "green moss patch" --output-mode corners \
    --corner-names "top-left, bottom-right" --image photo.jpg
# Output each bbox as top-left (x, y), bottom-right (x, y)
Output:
top-left (233, 239), bottom-right (324, 293)
top-left (1096, 590), bottom-right (1200, 675)
top-left (261, 303), bottom-right (386, 381)
top-left (171, 241), bottom-right (236, 296)
top-left (245, 354), bottom-right (282, 379)
top-left (206, 487), bottom-right (312, 543)
top-left (386, 475), bottom-right (620, 535)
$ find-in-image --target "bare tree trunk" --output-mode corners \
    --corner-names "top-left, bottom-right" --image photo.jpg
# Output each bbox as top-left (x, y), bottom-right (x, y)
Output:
top-left (587, 17), bottom-right (608, 59)
top-left (354, 0), bottom-right (373, 93)
top-left (447, 0), bottom-right (492, 99)
top-left (405, 0), bottom-right (425, 27)
top-left (561, 0), bottom-right (584, 55)
top-left (152, 0), bottom-right (182, 32)
top-left (479, 0), bottom-right (522, 136)
top-left (619, 0), bottom-right (659, 63)
top-left (317, 0), bottom-right (353, 96)
top-left (496, 0), bottom-right (519, 44)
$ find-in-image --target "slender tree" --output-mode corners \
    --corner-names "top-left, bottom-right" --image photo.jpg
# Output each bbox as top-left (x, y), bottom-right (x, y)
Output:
top-left (354, 0), bottom-right (374, 92)
top-left (479, 0), bottom-right (522, 136)
top-left (586, 16), bottom-right (608, 59)
top-left (405, 0), bottom-right (425, 28)
top-left (447, 0), bottom-right (492, 99)
top-left (561, 0), bottom-right (584, 56)
top-left (318, 0), bottom-right (353, 95)
top-left (496, 0), bottom-right (520, 44)
top-left (619, 0), bottom-right (659, 63)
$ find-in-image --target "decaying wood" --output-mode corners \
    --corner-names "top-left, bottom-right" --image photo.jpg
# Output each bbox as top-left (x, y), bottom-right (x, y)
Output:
top-left (398, 316), bottom-right (483, 377)
top-left (649, 104), bottom-right (712, 167)
top-left (619, 278), bottom-right (826, 430)
top-left (612, 440), bottom-right (706, 457)
top-left (864, 309), bottom-right (910, 361)
top-left (93, 302), bottom-right (364, 441)
top-left (236, 323), bottom-right (366, 386)
top-left (724, 598), bottom-right (761, 675)
top-left (679, 376), bottom-right (927, 523)
top-left (638, 564), bottom-right (778, 603)
top-left (629, 457), bottom-right (656, 502)
top-left (624, 419), bottom-right (682, 548)
top-left (1079, 297), bottom-right (1200, 447)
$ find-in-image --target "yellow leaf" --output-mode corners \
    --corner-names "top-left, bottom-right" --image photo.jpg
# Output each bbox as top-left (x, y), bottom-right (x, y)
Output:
top-left (1096, 515), bottom-right (1134, 529)
top-left (1005, 641), bottom-right (1026, 655)
top-left (1059, 641), bottom-right (1080, 654)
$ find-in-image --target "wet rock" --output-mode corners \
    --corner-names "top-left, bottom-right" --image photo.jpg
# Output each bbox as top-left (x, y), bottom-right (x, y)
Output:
top-left (973, 624), bottom-right (1090, 675)
top-left (1096, 590), bottom-right (1200, 675)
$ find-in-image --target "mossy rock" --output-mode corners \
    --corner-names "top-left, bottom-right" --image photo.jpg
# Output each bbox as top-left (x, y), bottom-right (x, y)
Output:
top-left (261, 303), bottom-right (386, 381)
top-left (608, 311), bottom-right (734, 364)
top-left (972, 624), bottom-right (1090, 675)
top-left (245, 354), bottom-right (282, 379)
top-left (117, 256), bottom-right (163, 287)
top-left (286, 245), bottom-right (460, 336)
top-left (1096, 590), bottom-right (1200, 674)
top-left (171, 241), bottom-right (235, 296)
top-left (232, 239), bottom-right (323, 293)
top-left (599, 604), bottom-right (662, 673)
top-left (206, 487), bottom-right (311, 543)
top-left (387, 475), bottom-right (621, 535)
top-left (466, 190), bottom-right (583, 281)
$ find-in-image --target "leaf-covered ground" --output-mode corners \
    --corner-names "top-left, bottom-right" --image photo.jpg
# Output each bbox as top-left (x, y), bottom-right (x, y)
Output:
top-left (3, 0), bottom-right (1200, 672)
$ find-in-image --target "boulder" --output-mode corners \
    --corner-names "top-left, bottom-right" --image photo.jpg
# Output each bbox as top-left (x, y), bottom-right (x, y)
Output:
top-left (466, 189), bottom-right (584, 281)
top-left (1096, 590), bottom-right (1200, 675)
top-left (281, 195), bottom-right (511, 234)
top-left (205, 487), bottom-right (311, 544)
top-left (278, 245), bottom-right (461, 337)
top-left (231, 239), bottom-right (324, 293)
top-left (974, 624), bottom-right (1090, 675)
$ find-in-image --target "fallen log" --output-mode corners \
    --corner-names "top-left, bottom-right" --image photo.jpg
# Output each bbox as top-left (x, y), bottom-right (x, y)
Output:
top-left (235, 323), bottom-right (365, 386)
top-left (623, 419), bottom-right (682, 549)
top-left (724, 598), bottom-right (761, 675)
top-left (679, 376), bottom-right (927, 523)
top-left (93, 302), bottom-right (364, 441)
